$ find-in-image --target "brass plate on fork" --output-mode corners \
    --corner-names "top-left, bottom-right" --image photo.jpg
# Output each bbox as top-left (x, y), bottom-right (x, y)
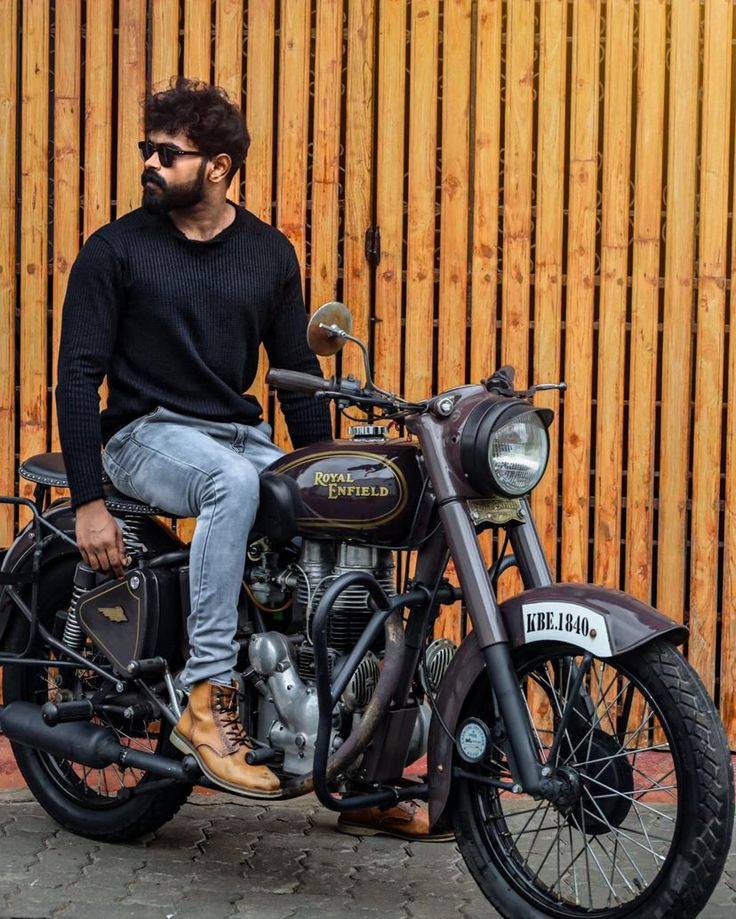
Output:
top-left (467, 497), bottom-right (524, 526)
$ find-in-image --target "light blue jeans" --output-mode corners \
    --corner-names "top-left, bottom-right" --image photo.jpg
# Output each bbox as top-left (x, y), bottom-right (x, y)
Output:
top-left (101, 405), bottom-right (284, 690)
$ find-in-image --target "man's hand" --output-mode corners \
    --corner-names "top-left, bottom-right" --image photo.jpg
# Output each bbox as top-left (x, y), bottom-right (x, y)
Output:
top-left (75, 499), bottom-right (126, 578)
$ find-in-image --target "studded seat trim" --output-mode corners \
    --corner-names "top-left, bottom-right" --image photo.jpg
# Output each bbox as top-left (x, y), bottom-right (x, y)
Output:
top-left (18, 452), bottom-right (169, 517)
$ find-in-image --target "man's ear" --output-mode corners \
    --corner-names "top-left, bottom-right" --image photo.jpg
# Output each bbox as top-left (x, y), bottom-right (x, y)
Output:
top-left (208, 153), bottom-right (232, 185)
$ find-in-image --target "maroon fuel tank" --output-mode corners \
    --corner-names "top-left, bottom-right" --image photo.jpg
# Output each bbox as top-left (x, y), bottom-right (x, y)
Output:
top-left (266, 438), bottom-right (428, 545)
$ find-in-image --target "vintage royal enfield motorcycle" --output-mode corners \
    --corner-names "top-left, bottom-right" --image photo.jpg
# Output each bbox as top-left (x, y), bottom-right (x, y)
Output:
top-left (0, 302), bottom-right (733, 917)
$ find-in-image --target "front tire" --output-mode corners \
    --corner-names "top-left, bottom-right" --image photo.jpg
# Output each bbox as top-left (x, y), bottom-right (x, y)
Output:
top-left (451, 639), bottom-right (734, 918)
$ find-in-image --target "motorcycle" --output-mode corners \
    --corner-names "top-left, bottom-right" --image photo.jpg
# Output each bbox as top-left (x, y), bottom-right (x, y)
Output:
top-left (0, 300), bottom-right (732, 917)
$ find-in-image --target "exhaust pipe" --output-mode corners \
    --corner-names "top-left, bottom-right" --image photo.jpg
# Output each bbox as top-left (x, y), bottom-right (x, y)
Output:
top-left (0, 701), bottom-right (200, 783)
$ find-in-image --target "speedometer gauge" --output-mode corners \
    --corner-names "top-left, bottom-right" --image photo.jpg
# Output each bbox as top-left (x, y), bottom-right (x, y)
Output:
top-left (457, 718), bottom-right (490, 763)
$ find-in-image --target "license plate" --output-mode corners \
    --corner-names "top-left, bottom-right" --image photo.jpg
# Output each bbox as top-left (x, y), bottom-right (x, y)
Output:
top-left (521, 601), bottom-right (613, 657)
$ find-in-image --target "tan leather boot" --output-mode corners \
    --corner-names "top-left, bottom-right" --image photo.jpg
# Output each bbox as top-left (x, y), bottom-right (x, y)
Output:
top-left (337, 800), bottom-right (454, 842)
top-left (170, 680), bottom-right (280, 798)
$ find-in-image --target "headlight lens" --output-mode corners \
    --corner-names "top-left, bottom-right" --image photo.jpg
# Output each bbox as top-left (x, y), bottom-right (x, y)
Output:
top-left (489, 410), bottom-right (549, 495)
top-left (460, 400), bottom-right (552, 497)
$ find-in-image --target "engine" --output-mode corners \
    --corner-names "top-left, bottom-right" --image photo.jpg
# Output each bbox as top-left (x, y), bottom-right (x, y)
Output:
top-left (244, 539), bottom-right (407, 775)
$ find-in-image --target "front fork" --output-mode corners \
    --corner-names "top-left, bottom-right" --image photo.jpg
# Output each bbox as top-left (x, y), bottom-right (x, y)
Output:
top-left (435, 497), bottom-right (570, 799)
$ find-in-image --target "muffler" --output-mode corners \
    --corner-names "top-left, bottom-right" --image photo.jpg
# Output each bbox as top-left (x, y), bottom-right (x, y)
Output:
top-left (0, 701), bottom-right (200, 783)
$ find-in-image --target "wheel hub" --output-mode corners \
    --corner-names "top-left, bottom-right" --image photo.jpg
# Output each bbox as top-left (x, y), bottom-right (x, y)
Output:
top-left (566, 728), bottom-right (634, 835)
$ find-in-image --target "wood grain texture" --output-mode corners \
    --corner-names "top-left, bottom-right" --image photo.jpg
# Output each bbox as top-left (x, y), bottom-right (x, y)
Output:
top-left (374, 0), bottom-right (407, 397)
top-left (561, 0), bottom-right (600, 583)
top-left (274, 0), bottom-right (310, 449)
top-left (531, 0), bottom-right (567, 571)
top-left (151, 0), bottom-right (180, 89)
top-left (117, 0), bottom-right (147, 218)
top-left (592, 0), bottom-right (633, 589)
top-left (624, 0), bottom-right (666, 603)
top-left (500, 0), bottom-right (534, 390)
top-left (311, 0), bottom-right (343, 328)
top-left (342, 0), bottom-right (374, 385)
top-left (83, 0), bottom-right (113, 239)
top-left (243, 1), bottom-right (276, 422)
top-left (658, 0), bottom-right (699, 626)
top-left (0, 0), bottom-right (18, 545)
top-left (184, 0), bottom-right (211, 83)
top-left (51, 0), bottom-right (82, 463)
top-left (437, 0), bottom-right (472, 394)
top-left (469, 0), bottom-right (501, 389)
top-left (404, 0), bottom-right (439, 403)
top-left (723, 45), bottom-right (736, 743)
top-left (214, 0), bottom-right (244, 202)
top-left (689, 0), bottom-right (732, 695)
top-left (18, 0), bottom-right (50, 520)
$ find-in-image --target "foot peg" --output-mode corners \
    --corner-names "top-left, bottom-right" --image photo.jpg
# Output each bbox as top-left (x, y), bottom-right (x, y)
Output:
top-left (245, 746), bottom-right (284, 767)
top-left (41, 699), bottom-right (94, 726)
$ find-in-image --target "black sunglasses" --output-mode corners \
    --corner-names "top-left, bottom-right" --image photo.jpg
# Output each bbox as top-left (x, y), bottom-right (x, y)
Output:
top-left (138, 140), bottom-right (207, 168)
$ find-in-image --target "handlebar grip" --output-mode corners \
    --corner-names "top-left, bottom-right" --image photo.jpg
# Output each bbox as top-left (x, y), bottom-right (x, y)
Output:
top-left (267, 369), bottom-right (333, 393)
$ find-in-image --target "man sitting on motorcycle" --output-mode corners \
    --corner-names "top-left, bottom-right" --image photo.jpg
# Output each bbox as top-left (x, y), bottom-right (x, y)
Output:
top-left (55, 77), bottom-right (439, 841)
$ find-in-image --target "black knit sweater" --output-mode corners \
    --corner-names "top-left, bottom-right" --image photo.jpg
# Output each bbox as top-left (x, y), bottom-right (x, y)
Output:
top-left (56, 204), bottom-right (332, 510)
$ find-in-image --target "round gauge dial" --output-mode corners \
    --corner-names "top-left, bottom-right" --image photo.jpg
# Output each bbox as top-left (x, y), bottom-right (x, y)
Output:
top-left (457, 718), bottom-right (490, 763)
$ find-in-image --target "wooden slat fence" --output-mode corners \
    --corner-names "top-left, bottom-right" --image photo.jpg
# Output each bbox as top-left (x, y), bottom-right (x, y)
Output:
top-left (2, 0), bottom-right (736, 741)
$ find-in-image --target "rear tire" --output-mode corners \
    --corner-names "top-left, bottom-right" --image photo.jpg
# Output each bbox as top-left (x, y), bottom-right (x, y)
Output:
top-left (451, 639), bottom-right (734, 918)
top-left (2, 557), bottom-right (192, 842)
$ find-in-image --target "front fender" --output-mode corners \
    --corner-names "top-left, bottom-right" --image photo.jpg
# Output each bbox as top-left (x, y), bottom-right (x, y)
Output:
top-left (427, 583), bottom-right (687, 828)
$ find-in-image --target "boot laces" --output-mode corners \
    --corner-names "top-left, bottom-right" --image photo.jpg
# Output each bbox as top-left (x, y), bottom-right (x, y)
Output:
top-left (214, 687), bottom-right (252, 750)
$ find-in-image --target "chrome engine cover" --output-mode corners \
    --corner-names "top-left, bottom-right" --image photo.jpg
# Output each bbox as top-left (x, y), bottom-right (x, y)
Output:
top-left (249, 631), bottom-right (337, 775)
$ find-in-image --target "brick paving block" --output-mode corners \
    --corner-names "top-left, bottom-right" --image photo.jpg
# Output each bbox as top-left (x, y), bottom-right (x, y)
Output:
top-left (404, 896), bottom-right (468, 919)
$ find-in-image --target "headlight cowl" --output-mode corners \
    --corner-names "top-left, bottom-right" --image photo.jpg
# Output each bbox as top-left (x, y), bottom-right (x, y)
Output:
top-left (460, 400), bottom-right (553, 497)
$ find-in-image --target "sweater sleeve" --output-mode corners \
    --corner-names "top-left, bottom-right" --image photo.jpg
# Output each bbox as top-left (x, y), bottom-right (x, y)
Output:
top-left (55, 234), bottom-right (124, 509)
top-left (262, 245), bottom-right (333, 447)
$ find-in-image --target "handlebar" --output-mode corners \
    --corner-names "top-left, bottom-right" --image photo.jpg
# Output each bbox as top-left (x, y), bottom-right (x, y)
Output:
top-left (266, 369), bottom-right (335, 394)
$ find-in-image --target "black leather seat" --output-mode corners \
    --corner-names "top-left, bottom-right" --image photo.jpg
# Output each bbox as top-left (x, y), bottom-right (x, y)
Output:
top-left (19, 452), bottom-right (167, 516)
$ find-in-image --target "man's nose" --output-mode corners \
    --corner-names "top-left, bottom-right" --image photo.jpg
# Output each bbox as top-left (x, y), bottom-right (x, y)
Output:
top-left (144, 151), bottom-right (161, 168)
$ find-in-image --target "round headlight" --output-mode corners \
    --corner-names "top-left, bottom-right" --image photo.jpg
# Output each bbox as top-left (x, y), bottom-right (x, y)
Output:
top-left (460, 401), bottom-right (553, 497)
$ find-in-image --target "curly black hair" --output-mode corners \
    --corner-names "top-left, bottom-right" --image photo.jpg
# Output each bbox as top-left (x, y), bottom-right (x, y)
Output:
top-left (144, 77), bottom-right (250, 181)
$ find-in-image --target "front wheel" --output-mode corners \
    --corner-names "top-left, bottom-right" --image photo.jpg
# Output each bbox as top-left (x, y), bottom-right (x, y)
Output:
top-left (452, 639), bottom-right (734, 918)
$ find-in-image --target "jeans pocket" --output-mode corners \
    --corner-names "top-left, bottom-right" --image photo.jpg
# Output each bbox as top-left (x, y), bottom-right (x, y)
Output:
top-left (101, 449), bottom-right (141, 501)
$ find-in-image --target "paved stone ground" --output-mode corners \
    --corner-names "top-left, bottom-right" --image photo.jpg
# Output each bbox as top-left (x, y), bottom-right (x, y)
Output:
top-left (0, 788), bottom-right (733, 919)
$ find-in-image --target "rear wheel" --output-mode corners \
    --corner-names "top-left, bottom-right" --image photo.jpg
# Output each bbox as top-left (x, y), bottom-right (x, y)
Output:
top-left (452, 639), bottom-right (734, 918)
top-left (2, 557), bottom-right (192, 841)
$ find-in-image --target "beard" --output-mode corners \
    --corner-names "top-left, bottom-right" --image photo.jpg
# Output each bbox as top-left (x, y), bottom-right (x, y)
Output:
top-left (141, 161), bottom-right (207, 215)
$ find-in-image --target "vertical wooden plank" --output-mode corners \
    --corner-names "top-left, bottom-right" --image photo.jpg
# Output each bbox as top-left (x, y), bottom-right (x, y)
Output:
top-left (437, 0), bottom-right (472, 395)
top-left (117, 0), bottom-right (147, 218)
top-left (84, 0), bottom-right (114, 239)
top-left (274, 0), bottom-right (310, 448)
top-left (18, 0), bottom-right (50, 517)
top-left (624, 0), bottom-right (667, 602)
top-left (342, 0), bottom-right (374, 384)
top-left (374, 0), bottom-right (406, 397)
top-left (689, 0), bottom-right (732, 695)
top-left (311, 0), bottom-right (343, 318)
top-left (722, 53), bottom-right (736, 745)
top-left (469, 0), bottom-right (501, 387)
top-left (561, 0), bottom-right (600, 583)
top-left (500, 0), bottom-right (534, 389)
top-left (658, 0), bottom-right (699, 626)
top-left (184, 0), bottom-right (211, 82)
top-left (594, 0), bottom-right (634, 589)
top-left (151, 0), bottom-right (180, 88)
top-left (0, 0), bottom-right (18, 546)
top-left (51, 0), bottom-right (82, 459)
top-left (214, 0), bottom-right (244, 202)
top-left (531, 0), bottom-right (568, 570)
top-left (244, 2), bottom-right (276, 422)
top-left (404, 0), bottom-right (439, 402)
